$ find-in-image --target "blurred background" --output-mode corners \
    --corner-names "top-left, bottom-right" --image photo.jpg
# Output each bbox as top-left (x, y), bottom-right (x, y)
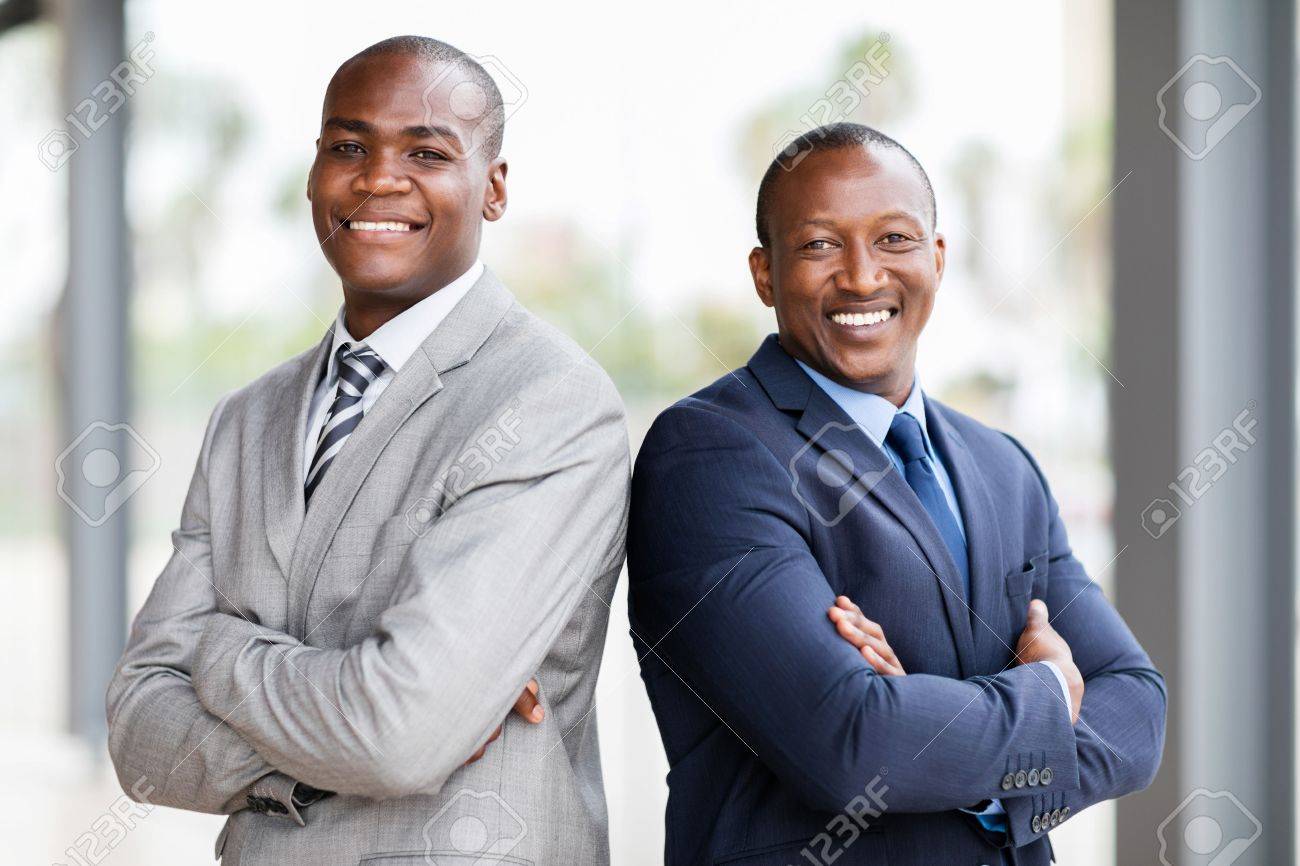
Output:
top-left (2, 1), bottom-right (1294, 863)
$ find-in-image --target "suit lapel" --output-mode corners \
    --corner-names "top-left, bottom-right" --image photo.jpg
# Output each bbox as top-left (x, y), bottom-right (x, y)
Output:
top-left (288, 268), bottom-right (517, 636)
top-left (750, 336), bottom-right (977, 676)
top-left (925, 402), bottom-right (1007, 667)
top-left (262, 330), bottom-right (333, 579)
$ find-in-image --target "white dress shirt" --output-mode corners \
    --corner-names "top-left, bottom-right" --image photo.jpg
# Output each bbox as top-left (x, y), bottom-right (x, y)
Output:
top-left (303, 260), bottom-right (484, 477)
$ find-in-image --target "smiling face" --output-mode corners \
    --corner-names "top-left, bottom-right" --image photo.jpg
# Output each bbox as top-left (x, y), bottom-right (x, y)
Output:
top-left (308, 52), bottom-right (506, 332)
top-left (749, 144), bottom-right (945, 406)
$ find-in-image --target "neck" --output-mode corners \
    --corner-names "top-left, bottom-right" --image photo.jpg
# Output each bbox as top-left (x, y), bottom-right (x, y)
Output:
top-left (782, 339), bottom-right (916, 407)
top-left (340, 258), bottom-right (477, 340)
top-left (342, 301), bottom-right (408, 341)
top-left (876, 375), bottom-right (914, 408)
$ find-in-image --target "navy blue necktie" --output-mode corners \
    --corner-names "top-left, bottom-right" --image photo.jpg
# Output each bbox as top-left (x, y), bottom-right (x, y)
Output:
top-left (886, 412), bottom-right (970, 602)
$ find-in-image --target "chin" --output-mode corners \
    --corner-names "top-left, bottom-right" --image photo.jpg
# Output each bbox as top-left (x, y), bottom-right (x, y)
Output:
top-left (335, 266), bottom-right (414, 296)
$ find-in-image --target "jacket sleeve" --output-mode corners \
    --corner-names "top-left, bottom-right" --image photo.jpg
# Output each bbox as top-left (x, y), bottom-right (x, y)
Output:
top-left (626, 405), bottom-right (1081, 816)
top-left (190, 366), bottom-right (630, 800)
top-left (105, 395), bottom-right (300, 818)
top-left (997, 435), bottom-right (1167, 847)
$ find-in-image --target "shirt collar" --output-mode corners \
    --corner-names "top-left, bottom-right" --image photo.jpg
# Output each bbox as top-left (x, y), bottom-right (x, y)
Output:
top-left (795, 359), bottom-right (932, 452)
top-left (325, 259), bottom-right (484, 381)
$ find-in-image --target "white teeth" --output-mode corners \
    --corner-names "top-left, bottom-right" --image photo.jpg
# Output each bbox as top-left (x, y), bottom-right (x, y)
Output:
top-left (830, 309), bottom-right (894, 327)
top-left (346, 220), bottom-right (415, 232)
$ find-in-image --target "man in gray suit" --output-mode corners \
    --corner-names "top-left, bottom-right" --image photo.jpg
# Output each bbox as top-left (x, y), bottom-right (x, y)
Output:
top-left (106, 36), bottom-right (629, 865)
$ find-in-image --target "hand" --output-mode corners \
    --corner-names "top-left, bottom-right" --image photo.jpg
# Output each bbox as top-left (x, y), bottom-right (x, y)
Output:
top-left (828, 596), bottom-right (905, 676)
top-left (462, 679), bottom-right (543, 766)
top-left (1014, 600), bottom-right (1084, 724)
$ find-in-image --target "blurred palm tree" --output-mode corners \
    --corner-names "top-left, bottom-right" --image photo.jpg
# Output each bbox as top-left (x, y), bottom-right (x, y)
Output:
top-left (738, 31), bottom-right (918, 184)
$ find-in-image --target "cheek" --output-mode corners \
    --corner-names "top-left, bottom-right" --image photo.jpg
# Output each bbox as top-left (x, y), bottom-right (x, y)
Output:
top-left (417, 174), bottom-right (478, 214)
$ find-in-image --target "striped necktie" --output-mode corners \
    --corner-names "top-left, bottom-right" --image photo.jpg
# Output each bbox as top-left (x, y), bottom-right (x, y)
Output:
top-left (304, 342), bottom-right (386, 505)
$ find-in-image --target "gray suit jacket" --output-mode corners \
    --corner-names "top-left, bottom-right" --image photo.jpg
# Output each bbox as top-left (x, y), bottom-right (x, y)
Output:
top-left (106, 269), bottom-right (630, 865)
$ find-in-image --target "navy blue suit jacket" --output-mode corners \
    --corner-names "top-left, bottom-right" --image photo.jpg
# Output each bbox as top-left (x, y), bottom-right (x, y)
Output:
top-left (627, 336), bottom-right (1166, 866)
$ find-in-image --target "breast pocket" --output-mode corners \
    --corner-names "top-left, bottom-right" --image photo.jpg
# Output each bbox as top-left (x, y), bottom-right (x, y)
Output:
top-left (1005, 552), bottom-right (1048, 601)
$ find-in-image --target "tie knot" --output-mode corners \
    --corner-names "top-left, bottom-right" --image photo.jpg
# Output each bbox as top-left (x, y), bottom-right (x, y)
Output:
top-left (335, 342), bottom-right (386, 390)
top-left (886, 411), bottom-right (928, 463)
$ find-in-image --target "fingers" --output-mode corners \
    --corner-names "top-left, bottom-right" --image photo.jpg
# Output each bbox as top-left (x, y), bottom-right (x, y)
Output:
top-left (828, 598), bottom-right (904, 675)
top-left (834, 596), bottom-right (882, 635)
top-left (462, 723), bottom-right (503, 766)
top-left (512, 679), bottom-right (544, 723)
top-left (831, 597), bottom-right (884, 636)
top-left (464, 680), bottom-right (544, 767)
top-left (861, 642), bottom-right (905, 676)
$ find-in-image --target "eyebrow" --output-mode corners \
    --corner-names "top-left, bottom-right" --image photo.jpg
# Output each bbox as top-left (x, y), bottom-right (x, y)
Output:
top-left (323, 117), bottom-right (464, 146)
top-left (794, 211), bottom-right (925, 229)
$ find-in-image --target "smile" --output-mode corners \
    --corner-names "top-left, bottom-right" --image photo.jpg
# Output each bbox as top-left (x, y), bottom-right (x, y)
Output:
top-left (344, 219), bottom-right (421, 232)
top-left (828, 309), bottom-right (896, 328)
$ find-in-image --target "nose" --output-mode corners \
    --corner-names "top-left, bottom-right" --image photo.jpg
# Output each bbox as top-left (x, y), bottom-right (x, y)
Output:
top-left (838, 241), bottom-right (889, 295)
top-left (351, 149), bottom-right (413, 198)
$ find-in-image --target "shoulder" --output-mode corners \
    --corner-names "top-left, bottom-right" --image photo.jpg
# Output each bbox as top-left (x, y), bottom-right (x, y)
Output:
top-left (207, 341), bottom-right (322, 430)
top-left (476, 300), bottom-right (625, 417)
top-left (639, 366), bottom-right (786, 469)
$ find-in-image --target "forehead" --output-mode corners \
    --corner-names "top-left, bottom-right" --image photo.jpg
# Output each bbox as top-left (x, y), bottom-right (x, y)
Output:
top-left (771, 144), bottom-right (930, 228)
top-left (322, 53), bottom-right (478, 130)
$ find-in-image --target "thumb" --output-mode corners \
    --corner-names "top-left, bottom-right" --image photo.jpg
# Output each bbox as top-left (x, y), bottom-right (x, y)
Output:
top-left (1027, 598), bottom-right (1049, 626)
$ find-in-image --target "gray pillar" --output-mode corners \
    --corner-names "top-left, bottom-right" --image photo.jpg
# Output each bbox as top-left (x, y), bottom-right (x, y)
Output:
top-left (1113, 1), bottom-right (1295, 864)
top-left (55, 0), bottom-right (130, 745)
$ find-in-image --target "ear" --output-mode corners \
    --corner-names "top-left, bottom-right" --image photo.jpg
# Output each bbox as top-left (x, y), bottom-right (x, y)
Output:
top-left (307, 138), bottom-right (320, 202)
top-left (749, 246), bottom-right (775, 308)
top-left (482, 157), bottom-right (508, 222)
top-left (932, 231), bottom-right (946, 284)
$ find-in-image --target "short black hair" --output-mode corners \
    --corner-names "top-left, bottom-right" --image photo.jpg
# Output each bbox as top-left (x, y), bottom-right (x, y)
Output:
top-left (755, 122), bottom-right (935, 247)
top-left (328, 35), bottom-right (506, 160)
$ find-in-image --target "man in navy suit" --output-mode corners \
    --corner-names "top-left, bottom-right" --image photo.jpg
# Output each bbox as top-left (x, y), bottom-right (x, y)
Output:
top-left (627, 123), bottom-right (1165, 865)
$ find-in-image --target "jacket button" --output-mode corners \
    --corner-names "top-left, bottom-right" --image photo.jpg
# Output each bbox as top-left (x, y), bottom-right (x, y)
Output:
top-left (1001, 773), bottom-right (1015, 791)
top-left (1014, 770), bottom-right (1027, 788)
top-left (1040, 767), bottom-right (1053, 786)
top-left (1041, 811), bottom-right (1053, 831)
top-left (1027, 768), bottom-right (1040, 786)
top-left (1050, 808), bottom-right (1062, 827)
top-left (1061, 806), bottom-right (1071, 820)
top-left (1032, 815), bottom-right (1042, 833)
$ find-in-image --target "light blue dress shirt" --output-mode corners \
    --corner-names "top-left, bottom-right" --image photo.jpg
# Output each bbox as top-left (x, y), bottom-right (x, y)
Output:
top-left (795, 361), bottom-right (966, 545)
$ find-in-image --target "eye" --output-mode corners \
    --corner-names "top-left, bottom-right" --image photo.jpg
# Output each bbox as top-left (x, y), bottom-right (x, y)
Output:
top-left (413, 148), bottom-right (448, 162)
top-left (802, 238), bottom-right (839, 251)
top-left (881, 232), bottom-right (912, 244)
top-left (331, 142), bottom-right (364, 155)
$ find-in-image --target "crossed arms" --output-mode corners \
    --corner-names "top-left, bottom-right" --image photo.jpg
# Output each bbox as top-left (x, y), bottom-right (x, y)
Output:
top-left (627, 407), bottom-right (1166, 847)
top-left (106, 373), bottom-right (629, 811)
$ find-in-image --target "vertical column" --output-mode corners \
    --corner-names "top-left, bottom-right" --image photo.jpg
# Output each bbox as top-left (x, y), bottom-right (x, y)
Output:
top-left (1112, 0), bottom-right (1183, 854)
top-left (57, 0), bottom-right (129, 745)
top-left (1113, 0), bottom-right (1295, 863)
